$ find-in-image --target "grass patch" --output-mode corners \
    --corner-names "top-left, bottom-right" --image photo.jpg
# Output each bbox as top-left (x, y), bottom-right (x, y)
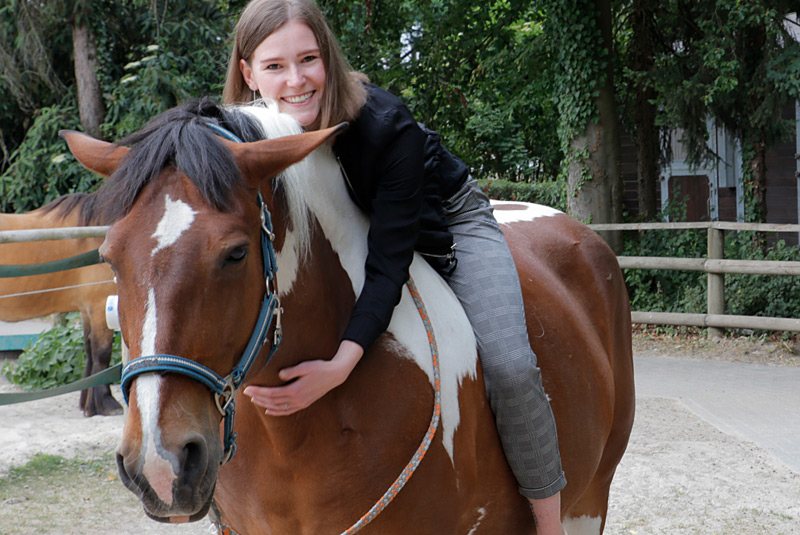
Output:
top-left (0, 453), bottom-right (133, 535)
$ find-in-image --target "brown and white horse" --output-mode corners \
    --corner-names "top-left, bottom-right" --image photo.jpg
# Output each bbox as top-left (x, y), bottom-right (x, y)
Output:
top-left (0, 196), bottom-right (120, 416)
top-left (63, 100), bottom-right (634, 534)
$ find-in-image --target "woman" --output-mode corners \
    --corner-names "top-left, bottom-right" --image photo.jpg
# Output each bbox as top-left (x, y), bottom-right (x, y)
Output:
top-left (224, 1), bottom-right (567, 533)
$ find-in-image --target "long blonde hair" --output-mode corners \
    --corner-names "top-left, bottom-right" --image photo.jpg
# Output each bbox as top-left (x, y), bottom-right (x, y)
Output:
top-left (223, 0), bottom-right (367, 129)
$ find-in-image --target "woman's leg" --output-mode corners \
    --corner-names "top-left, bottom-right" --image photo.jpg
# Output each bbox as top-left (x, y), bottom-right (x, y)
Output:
top-left (441, 180), bottom-right (566, 533)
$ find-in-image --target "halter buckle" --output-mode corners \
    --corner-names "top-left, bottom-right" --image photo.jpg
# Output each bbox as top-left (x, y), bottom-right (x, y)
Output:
top-left (214, 375), bottom-right (236, 416)
top-left (260, 204), bottom-right (275, 242)
top-left (273, 304), bottom-right (283, 346)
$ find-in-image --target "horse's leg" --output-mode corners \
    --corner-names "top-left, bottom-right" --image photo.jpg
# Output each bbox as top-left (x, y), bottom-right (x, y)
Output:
top-left (79, 311), bottom-right (122, 417)
top-left (562, 474), bottom-right (611, 535)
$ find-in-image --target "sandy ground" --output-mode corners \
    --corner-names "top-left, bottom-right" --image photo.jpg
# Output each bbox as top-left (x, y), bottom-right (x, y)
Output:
top-left (1, 333), bottom-right (799, 534)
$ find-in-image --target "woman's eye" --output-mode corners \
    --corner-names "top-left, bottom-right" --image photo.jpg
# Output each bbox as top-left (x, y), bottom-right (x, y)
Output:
top-left (302, 55), bottom-right (317, 63)
top-left (226, 247), bottom-right (248, 265)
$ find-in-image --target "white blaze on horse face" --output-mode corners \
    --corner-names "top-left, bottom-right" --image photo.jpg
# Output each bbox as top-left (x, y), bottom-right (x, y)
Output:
top-left (142, 287), bottom-right (158, 356)
top-left (490, 200), bottom-right (562, 225)
top-left (137, 374), bottom-right (177, 507)
top-left (136, 288), bottom-right (179, 506)
top-left (151, 194), bottom-right (198, 256)
top-left (132, 193), bottom-right (199, 507)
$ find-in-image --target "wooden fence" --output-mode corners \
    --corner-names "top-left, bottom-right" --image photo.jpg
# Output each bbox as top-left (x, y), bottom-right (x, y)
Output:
top-left (589, 221), bottom-right (800, 337)
top-left (4, 222), bottom-right (800, 337)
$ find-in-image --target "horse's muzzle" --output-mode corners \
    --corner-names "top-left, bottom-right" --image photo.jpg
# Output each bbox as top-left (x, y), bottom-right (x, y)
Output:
top-left (116, 432), bottom-right (219, 522)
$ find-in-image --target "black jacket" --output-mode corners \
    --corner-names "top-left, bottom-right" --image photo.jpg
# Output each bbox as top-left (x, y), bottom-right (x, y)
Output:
top-left (333, 85), bottom-right (469, 350)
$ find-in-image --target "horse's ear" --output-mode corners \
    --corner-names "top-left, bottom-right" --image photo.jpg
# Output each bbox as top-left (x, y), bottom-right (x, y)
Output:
top-left (59, 130), bottom-right (130, 178)
top-left (225, 123), bottom-right (348, 185)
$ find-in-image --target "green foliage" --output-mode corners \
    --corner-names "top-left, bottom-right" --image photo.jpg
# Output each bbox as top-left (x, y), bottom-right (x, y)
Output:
top-left (544, 0), bottom-right (607, 189)
top-left (478, 178), bottom-right (566, 211)
top-left (624, 199), bottom-right (800, 320)
top-left (1, 313), bottom-right (121, 391)
top-left (724, 233), bottom-right (800, 319)
top-left (321, 0), bottom-right (561, 181)
top-left (0, 0), bottom-right (239, 212)
top-left (649, 0), bottom-right (800, 200)
top-left (622, 201), bottom-right (707, 314)
top-left (0, 104), bottom-right (89, 213)
top-left (101, 1), bottom-right (237, 140)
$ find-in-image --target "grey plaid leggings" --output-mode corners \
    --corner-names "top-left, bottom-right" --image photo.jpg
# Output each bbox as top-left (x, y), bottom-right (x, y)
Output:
top-left (440, 179), bottom-right (566, 500)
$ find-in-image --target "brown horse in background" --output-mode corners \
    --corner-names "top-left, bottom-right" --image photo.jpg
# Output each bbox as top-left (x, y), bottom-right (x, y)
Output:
top-left (64, 99), bottom-right (634, 534)
top-left (0, 195), bottom-right (120, 416)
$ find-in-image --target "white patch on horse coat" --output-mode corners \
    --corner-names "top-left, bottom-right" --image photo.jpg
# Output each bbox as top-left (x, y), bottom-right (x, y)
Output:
top-left (466, 507), bottom-right (487, 535)
top-left (489, 200), bottom-right (562, 225)
top-left (136, 374), bottom-right (177, 506)
top-left (388, 258), bottom-right (477, 460)
top-left (151, 194), bottom-right (198, 256)
top-left (236, 103), bottom-right (478, 463)
top-left (563, 515), bottom-right (603, 535)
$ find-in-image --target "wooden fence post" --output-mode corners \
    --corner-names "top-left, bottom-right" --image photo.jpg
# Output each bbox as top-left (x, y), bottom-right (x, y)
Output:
top-left (707, 227), bottom-right (725, 339)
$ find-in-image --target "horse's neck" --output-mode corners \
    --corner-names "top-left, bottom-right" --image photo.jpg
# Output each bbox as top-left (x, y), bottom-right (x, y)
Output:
top-left (274, 147), bottom-right (368, 303)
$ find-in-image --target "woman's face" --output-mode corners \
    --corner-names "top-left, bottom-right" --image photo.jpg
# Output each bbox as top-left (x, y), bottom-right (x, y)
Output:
top-left (240, 20), bottom-right (326, 128)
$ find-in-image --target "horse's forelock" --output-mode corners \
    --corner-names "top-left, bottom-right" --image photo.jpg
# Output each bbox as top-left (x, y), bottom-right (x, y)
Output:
top-left (92, 99), bottom-right (320, 259)
top-left (96, 100), bottom-right (261, 222)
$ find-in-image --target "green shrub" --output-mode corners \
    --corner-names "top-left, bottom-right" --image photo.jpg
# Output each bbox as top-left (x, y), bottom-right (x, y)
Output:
top-left (724, 232), bottom-right (800, 319)
top-left (477, 178), bottom-right (567, 211)
top-left (622, 226), bottom-right (707, 314)
top-left (1, 313), bottom-right (120, 391)
top-left (623, 223), bottom-right (800, 321)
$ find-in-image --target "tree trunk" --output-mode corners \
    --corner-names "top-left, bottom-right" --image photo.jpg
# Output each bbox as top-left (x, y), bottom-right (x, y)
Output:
top-left (71, 9), bottom-right (104, 138)
top-left (567, 0), bottom-right (623, 252)
top-left (631, 0), bottom-right (659, 221)
top-left (745, 138), bottom-right (768, 222)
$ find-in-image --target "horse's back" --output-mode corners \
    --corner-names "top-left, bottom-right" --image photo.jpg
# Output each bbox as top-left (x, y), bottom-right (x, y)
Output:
top-left (494, 201), bottom-right (634, 531)
top-left (0, 198), bottom-right (113, 321)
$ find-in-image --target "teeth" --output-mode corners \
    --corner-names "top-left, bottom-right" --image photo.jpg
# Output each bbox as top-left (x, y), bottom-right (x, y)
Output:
top-left (285, 92), bottom-right (313, 104)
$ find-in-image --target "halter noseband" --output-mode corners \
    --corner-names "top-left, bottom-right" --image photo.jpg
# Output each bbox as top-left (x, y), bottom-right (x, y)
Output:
top-left (120, 124), bottom-right (282, 464)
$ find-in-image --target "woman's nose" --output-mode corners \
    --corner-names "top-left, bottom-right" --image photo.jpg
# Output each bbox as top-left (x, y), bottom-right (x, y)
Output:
top-left (286, 65), bottom-right (304, 87)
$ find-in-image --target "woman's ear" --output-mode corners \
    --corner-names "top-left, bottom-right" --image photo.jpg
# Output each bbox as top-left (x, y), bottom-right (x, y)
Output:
top-left (239, 59), bottom-right (259, 91)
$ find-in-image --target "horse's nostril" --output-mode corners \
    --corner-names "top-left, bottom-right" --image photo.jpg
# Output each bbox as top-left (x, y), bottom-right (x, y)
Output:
top-left (116, 451), bottom-right (140, 496)
top-left (181, 439), bottom-right (209, 487)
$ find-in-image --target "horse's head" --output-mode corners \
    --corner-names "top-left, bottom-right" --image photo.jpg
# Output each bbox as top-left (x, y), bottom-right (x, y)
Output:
top-left (62, 101), bottom-right (342, 523)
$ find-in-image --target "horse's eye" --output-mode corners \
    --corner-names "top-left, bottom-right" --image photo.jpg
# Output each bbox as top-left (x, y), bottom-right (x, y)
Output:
top-left (99, 254), bottom-right (117, 274)
top-left (226, 246), bottom-right (248, 265)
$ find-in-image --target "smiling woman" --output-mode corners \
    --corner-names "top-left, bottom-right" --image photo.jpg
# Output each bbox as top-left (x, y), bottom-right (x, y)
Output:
top-left (238, 20), bottom-right (326, 128)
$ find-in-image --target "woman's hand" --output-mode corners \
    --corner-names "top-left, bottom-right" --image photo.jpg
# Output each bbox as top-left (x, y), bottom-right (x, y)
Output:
top-left (243, 340), bottom-right (364, 416)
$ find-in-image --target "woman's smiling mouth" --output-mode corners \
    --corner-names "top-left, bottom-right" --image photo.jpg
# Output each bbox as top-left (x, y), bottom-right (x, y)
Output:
top-left (284, 91), bottom-right (315, 104)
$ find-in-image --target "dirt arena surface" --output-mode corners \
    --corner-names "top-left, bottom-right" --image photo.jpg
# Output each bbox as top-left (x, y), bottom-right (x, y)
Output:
top-left (1, 329), bottom-right (798, 534)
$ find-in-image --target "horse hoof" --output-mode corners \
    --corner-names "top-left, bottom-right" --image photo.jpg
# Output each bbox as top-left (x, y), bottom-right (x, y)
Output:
top-left (83, 394), bottom-right (124, 417)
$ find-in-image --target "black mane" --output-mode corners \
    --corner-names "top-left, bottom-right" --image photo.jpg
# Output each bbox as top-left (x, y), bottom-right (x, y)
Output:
top-left (95, 98), bottom-right (265, 222)
top-left (39, 192), bottom-right (107, 226)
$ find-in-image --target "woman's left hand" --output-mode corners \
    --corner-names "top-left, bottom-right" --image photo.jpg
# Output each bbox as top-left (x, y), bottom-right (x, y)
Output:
top-left (243, 340), bottom-right (364, 416)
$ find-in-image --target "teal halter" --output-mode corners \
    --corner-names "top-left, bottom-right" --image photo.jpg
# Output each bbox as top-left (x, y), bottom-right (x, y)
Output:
top-left (120, 123), bottom-right (282, 464)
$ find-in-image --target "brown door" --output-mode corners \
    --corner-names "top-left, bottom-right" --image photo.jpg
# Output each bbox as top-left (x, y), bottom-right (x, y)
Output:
top-left (668, 175), bottom-right (710, 221)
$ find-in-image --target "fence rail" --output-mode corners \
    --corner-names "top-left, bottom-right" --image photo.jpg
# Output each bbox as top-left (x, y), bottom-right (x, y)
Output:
top-left (0, 226), bottom-right (110, 244)
top-left (3, 222), bottom-right (800, 336)
top-left (589, 221), bottom-right (800, 336)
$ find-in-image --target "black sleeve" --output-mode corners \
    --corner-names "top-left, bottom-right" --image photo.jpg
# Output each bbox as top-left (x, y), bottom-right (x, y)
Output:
top-left (340, 111), bottom-right (426, 350)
